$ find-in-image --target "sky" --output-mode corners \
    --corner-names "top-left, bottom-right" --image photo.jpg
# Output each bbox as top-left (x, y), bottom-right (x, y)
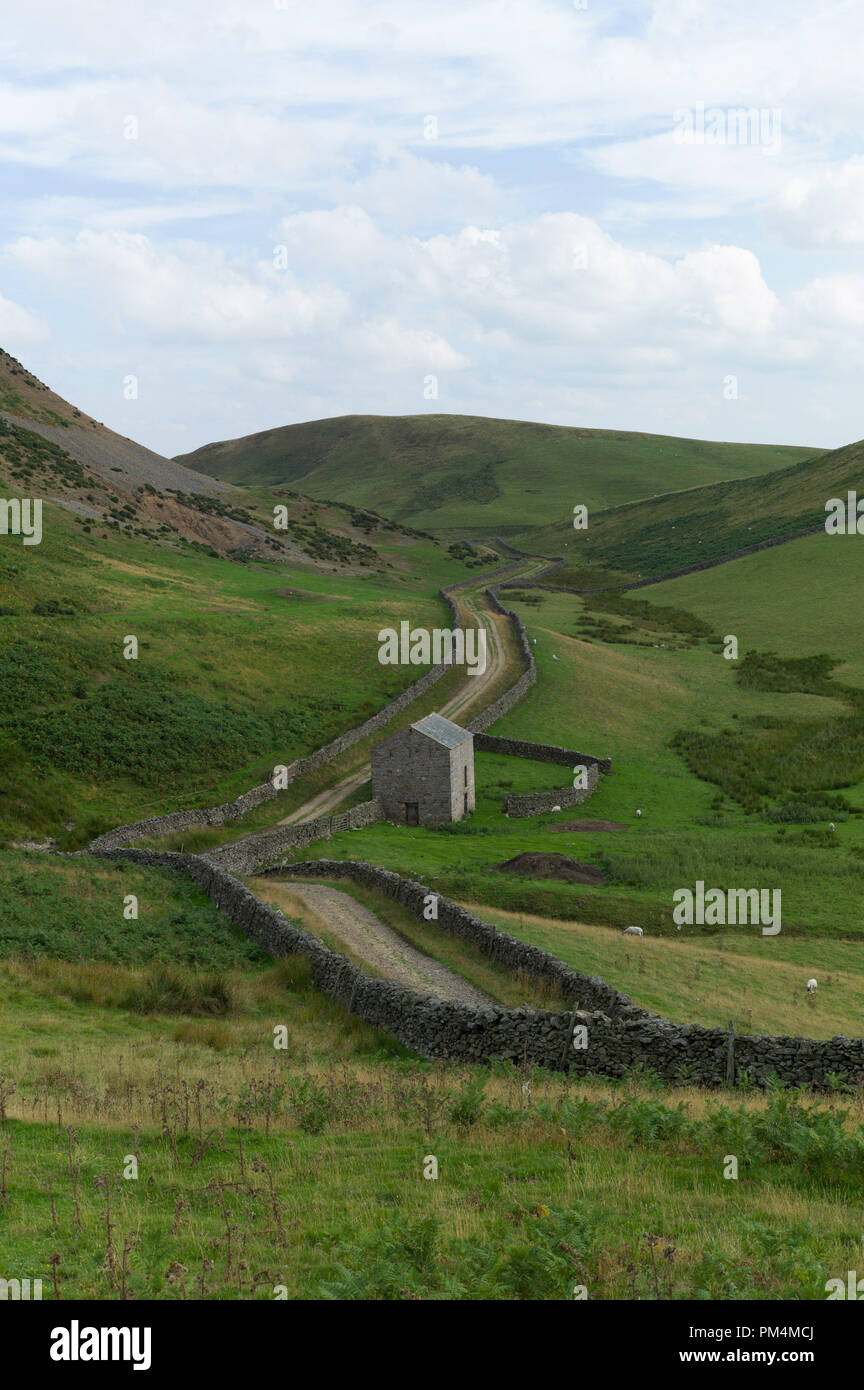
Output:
top-left (2, 0), bottom-right (864, 458)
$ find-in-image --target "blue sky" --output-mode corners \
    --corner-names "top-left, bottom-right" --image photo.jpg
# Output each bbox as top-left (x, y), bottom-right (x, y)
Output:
top-left (2, 0), bottom-right (864, 457)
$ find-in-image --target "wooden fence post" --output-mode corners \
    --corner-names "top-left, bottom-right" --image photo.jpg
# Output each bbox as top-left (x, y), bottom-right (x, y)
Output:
top-left (726, 1019), bottom-right (736, 1087)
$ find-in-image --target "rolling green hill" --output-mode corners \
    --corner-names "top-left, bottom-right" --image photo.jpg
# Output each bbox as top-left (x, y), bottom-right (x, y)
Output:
top-left (522, 434), bottom-right (864, 588)
top-left (175, 413), bottom-right (818, 536)
top-left (0, 352), bottom-right (488, 847)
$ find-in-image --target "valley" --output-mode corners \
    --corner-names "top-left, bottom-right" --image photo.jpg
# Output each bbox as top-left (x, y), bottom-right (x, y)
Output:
top-left (3, 353), bottom-right (864, 1301)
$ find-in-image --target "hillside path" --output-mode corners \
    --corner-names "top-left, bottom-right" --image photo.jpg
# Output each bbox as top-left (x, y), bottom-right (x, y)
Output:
top-left (277, 561), bottom-right (543, 826)
top-left (265, 880), bottom-right (491, 1006)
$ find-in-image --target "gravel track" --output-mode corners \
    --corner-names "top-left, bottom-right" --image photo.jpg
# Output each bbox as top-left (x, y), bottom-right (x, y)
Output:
top-left (270, 880), bottom-right (491, 1005)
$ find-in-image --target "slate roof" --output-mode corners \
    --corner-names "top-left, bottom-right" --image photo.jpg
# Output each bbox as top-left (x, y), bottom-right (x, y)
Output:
top-left (410, 712), bottom-right (472, 749)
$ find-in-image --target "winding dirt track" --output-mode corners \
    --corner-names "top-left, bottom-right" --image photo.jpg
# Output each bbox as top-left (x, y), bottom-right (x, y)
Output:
top-left (278, 561), bottom-right (543, 826)
top-left (257, 879), bottom-right (491, 1005)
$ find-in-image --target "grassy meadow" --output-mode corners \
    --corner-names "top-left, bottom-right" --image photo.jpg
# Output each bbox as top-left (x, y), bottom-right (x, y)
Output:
top-left (648, 529), bottom-right (864, 688)
top-left (0, 841), bottom-right (862, 1301)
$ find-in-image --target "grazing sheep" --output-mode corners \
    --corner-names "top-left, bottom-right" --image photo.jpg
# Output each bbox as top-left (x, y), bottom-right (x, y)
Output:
top-left (551, 804), bottom-right (561, 812)
top-left (635, 808), bottom-right (642, 818)
top-left (829, 822), bottom-right (836, 831)
top-left (806, 978), bottom-right (818, 994)
top-left (623, 925), bottom-right (644, 937)
top-left (552, 654), bottom-right (559, 661)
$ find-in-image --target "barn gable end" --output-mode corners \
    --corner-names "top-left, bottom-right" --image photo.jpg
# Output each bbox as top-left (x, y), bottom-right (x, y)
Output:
top-left (371, 712), bottom-right (475, 826)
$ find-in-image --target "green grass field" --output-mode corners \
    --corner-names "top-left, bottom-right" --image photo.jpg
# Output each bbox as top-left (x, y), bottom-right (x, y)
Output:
top-left (647, 530), bottom-right (864, 688)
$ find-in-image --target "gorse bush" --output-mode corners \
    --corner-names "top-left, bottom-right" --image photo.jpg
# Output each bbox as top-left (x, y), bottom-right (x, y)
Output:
top-left (736, 650), bottom-right (841, 697)
top-left (582, 592), bottom-right (714, 641)
top-left (765, 798), bottom-right (848, 824)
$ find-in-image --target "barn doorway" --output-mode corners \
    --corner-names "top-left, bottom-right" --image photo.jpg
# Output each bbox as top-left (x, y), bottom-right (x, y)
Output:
top-left (404, 802), bottom-right (419, 826)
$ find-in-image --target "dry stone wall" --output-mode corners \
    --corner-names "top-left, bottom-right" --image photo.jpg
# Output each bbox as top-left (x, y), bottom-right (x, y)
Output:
top-left (465, 589), bottom-right (537, 734)
top-left (203, 799), bottom-right (382, 875)
top-left (504, 769), bottom-right (602, 817)
top-left (474, 731), bottom-right (611, 772)
top-left (86, 847), bottom-right (864, 1088)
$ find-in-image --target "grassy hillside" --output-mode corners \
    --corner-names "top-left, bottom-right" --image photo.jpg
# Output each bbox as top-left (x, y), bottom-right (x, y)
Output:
top-left (646, 530), bottom-right (864, 688)
top-left (175, 413), bottom-right (817, 536)
top-left (0, 488), bottom-right (475, 847)
top-left (0, 351), bottom-right (450, 567)
top-left (0, 351), bottom-right (507, 846)
top-left (523, 435), bottom-right (864, 588)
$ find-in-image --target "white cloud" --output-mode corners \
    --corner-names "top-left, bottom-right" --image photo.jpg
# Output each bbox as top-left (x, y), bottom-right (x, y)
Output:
top-left (0, 292), bottom-right (49, 347)
top-left (336, 152), bottom-right (515, 230)
top-left (769, 158), bottom-right (864, 246)
top-left (795, 274), bottom-right (864, 327)
top-left (6, 211), bottom-right (850, 420)
top-left (3, 0), bottom-right (864, 450)
top-left (8, 230), bottom-right (348, 341)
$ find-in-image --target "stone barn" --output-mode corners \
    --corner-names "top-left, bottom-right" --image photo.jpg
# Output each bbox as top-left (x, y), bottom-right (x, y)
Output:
top-left (371, 712), bottom-right (475, 826)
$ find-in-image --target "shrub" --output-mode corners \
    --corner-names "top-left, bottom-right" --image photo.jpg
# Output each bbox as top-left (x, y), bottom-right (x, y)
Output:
top-left (122, 967), bottom-right (234, 1016)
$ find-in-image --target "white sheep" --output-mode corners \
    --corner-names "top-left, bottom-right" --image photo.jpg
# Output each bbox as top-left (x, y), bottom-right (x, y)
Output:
top-left (829, 823), bottom-right (836, 832)
top-left (623, 925), bottom-right (643, 937)
top-left (806, 978), bottom-right (818, 994)
top-left (551, 804), bottom-right (562, 812)
top-left (636, 809), bottom-right (642, 818)
top-left (552, 654), bottom-right (559, 661)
